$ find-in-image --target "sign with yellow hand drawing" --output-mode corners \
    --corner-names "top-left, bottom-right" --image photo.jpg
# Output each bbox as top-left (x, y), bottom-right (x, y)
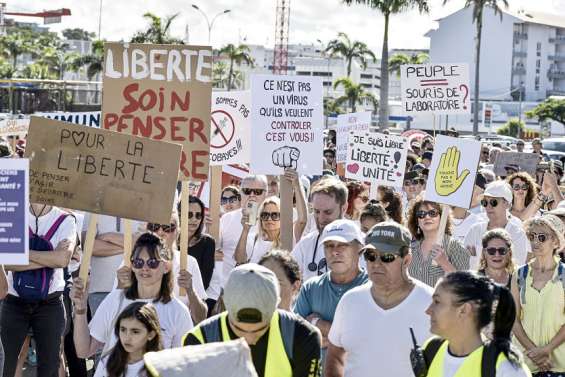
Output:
top-left (424, 135), bottom-right (481, 209)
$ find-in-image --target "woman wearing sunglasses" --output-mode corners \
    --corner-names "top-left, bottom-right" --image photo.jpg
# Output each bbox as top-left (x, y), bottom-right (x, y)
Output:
top-left (511, 216), bottom-right (565, 376)
top-left (345, 181), bottom-right (369, 222)
top-left (407, 197), bottom-right (469, 287)
top-left (71, 233), bottom-right (193, 359)
top-left (478, 229), bottom-right (515, 287)
top-left (507, 172), bottom-right (545, 221)
top-left (220, 186), bottom-right (241, 214)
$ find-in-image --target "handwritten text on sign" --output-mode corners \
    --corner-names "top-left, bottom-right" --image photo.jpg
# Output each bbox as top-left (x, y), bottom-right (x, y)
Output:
top-left (401, 63), bottom-right (470, 115)
top-left (345, 131), bottom-right (407, 187)
top-left (251, 74), bottom-right (323, 174)
top-left (336, 111), bottom-right (371, 163)
top-left (102, 43), bottom-right (212, 181)
top-left (24, 117), bottom-right (182, 224)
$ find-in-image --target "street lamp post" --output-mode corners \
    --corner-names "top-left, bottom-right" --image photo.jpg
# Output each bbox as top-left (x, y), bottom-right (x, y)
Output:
top-left (191, 4), bottom-right (231, 45)
top-left (317, 39), bottom-right (331, 97)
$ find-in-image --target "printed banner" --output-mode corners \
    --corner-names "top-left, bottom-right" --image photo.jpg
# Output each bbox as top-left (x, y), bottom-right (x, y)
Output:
top-left (102, 42), bottom-right (212, 181)
top-left (401, 63), bottom-right (470, 115)
top-left (0, 119), bottom-right (29, 137)
top-left (345, 131), bottom-right (407, 187)
top-left (250, 74), bottom-right (323, 175)
top-left (336, 111), bottom-right (371, 163)
top-left (36, 111), bottom-right (101, 128)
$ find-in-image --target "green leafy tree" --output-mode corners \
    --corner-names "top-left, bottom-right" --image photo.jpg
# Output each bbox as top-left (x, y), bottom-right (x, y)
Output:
top-left (218, 44), bottom-right (254, 91)
top-left (526, 98), bottom-right (565, 127)
top-left (130, 13), bottom-right (184, 44)
top-left (443, 0), bottom-right (508, 134)
top-left (62, 28), bottom-right (95, 41)
top-left (388, 52), bottom-right (429, 76)
top-left (18, 62), bottom-right (55, 79)
top-left (0, 57), bottom-right (15, 78)
top-left (496, 118), bottom-right (524, 137)
top-left (70, 40), bottom-right (104, 80)
top-left (39, 47), bottom-right (81, 80)
top-left (325, 32), bottom-right (376, 77)
top-left (0, 28), bottom-right (34, 69)
top-left (324, 97), bottom-right (345, 116)
top-left (333, 77), bottom-right (379, 113)
top-left (213, 61), bottom-right (229, 88)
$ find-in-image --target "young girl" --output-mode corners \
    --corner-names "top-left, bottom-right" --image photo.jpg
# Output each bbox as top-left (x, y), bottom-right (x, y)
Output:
top-left (94, 302), bottom-right (162, 377)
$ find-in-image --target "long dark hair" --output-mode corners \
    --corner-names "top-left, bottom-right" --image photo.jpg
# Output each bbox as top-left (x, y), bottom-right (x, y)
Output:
top-left (126, 233), bottom-right (173, 304)
top-left (178, 195), bottom-right (205, 240)
top-left (406, 197), bottom-right (453, 241)
top-left (346, 181), bottom-right (368, 217)
top-left (440, 271), bottom-right (521, 367)
top-left (106, 302), bottom-right (163, 377)
top-left (377, 186), bottom-right (404, 224)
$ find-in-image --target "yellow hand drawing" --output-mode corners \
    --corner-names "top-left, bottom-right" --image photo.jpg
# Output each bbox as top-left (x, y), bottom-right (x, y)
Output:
top-left (435, 146), bottom-right (470, 196)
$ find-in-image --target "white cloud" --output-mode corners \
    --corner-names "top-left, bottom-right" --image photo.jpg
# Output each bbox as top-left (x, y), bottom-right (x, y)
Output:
top-left (7, 0), bottom-right (565, 54)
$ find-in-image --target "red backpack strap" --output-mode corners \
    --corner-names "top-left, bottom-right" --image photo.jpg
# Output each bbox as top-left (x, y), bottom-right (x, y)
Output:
top-left (44, 214), bottom-right (70, 242)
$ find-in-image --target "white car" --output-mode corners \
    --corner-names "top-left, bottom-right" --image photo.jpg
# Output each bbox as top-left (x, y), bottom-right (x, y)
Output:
top-left (542, 138), bottom-right (565, 164)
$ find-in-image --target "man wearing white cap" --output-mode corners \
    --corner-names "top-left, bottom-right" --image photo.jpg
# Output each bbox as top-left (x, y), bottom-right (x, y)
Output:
top-left (464, 181), bottom-right (531, 269)
top-left (294, 219), bottom-right (367, 359)
top-left (183, 264), bottom-right (321, 377)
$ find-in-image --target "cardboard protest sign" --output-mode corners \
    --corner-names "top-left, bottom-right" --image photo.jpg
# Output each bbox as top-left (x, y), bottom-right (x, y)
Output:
top-left (424, 135), bottom-right (481, 208)
top-left (0, 159), bottom-right (29, 264)
top-left (401, 63), bottom-right (470, 114)
top-left (24, 117), bottom-right (182, 224)
top-left (0, 119), bottom-right (29, 137)
top-left (36, 111), bottom-right (101, 128)
top-left (336, 111), bottom-right (371, 163)
top-left (102, 42), bottom-right (212, 181)
top-left (250, 74), bottom-right (323, 175)
top-left (493, 151), bottom-right (539, 177)
top-left (345, 131), bottom-right (407, 187)
top-left (210, 91), bottom-right (250, 165)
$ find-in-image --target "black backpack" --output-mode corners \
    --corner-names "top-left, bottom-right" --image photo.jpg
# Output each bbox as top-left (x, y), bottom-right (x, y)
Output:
top-left (424, 338), bottom-right (499, 377)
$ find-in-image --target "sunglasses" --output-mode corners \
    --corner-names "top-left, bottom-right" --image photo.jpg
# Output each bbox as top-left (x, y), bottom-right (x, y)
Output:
top-left (482, 151), bottom-right (490, 155)
top-left (221, 195), bottom-right (240, 204)
top-left (480, 199), bottom-right (499, 208)
top-left (404, 179), bottom-right (425, 186)
top-left (260, 211), bottom-right (281, 221)
top-left (188, 212), bottom-right (202, 220)
top-left (131, 257), bottom-right (161, 269)
top-left (242, 188), bottom-right (265, 196)
top-left (324, 154), bottom-right (334, 159)
top-left (512, 183), bottom-right (528, 191)
top-left (485, 247), bottom-right (509, 256)
top-left (527, 232), bottom-right (548, 243)
top-left (359, 195), bottom-right (369, 203)
top-left (147, 223), bottom-right (177, 233)
top-left (416, 209), bottom-right (440, 219)
top-left (363, 249), bottom-right (399, 263)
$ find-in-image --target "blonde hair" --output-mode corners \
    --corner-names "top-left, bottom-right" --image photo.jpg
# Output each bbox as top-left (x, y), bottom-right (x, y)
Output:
top-left (258, 196), bottom-right (282, 249)
top-left (479, 229), bottom-right (516, 274)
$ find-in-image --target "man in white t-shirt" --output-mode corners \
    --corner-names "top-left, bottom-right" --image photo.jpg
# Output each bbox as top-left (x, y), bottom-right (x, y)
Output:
top-left (292, 176), bottom-right (348, 282)
top-left (218, 175), bottom-right (267, 284)
top-left (326, 222), bottom-right (433, 377)
top-left (464, 181), bottom-right (531, 269)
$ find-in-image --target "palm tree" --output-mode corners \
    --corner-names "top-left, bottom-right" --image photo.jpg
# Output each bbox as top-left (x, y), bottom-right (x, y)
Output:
top-left (334, 77), bottom-right (379, 113)
top-left (443, 0), bottom-right (508, 134)
top-left (218, 44), bottom-right (254, 91)
top-left (39, 47), bottom-right (81, 80)
top-left (130, 13), bottom-right (183, 44)
top-left (70, 40), bottom-right (104, 80)
top-left (325, 32), bottom-right (376, 78)
top-left (324, 97), bottom-right (345, 116)
top-left (343, 0), bottom-right (429, 130)
top-left (213, 61), bottom-right (229, 88)
top-left (0, 28), bottom-right (34, 70)
top-left (388, 52), bottom-right (429, 76)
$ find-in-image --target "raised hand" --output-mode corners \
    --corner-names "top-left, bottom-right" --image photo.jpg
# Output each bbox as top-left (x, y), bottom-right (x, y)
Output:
top-left (435, 147), bottom-right (470, 196)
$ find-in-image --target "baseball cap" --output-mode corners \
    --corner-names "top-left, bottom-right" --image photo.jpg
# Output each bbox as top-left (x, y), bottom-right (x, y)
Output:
top-left (223, 264), bottom-right (280, 324)
top-left (363, 221), bottom-right (412, 254)
top-left (321, 219), bottom-right (364, 244)
top-left (482, 181), bottom-right (513, 204)
top-left (541, 214), bottom-right (565, 251)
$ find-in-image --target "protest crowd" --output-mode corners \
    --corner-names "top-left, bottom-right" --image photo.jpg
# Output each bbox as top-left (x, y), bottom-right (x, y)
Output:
top-left (0, 43), bottom-right (564, 377)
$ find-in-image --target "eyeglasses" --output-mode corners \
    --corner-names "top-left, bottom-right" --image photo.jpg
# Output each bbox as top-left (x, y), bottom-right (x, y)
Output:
top-left (221, 195), bottom-right (240, 205)
top-left (242, 188), bottom-right (265, 196)
top-left (512, 183), bottom-right (528, 191)
top-left (404, 179), bottom-right (425, 187)
top-left (527, 232), bottom-right (548, 243)
top-left (131, 258), bottom-right (161, 269)
top-left (485, 247), bottom-right (509, 256)
top-left (363, 249), bottom-right (399, 263)
top-left (260, 211), bottom-right (280, 221)
top-left (416, 209), bottom-right (440, 219)
top-left (188, 212), bottom-right (202, 220)
top-left (147, 223), bottom-right (177, 233)
top-left (480, 199), bottom-right (499, 208)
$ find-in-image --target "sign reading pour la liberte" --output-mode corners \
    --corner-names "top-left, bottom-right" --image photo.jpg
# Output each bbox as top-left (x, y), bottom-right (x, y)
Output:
top-left (24, 116), bottom-right (182, 224)
top-left (102, 43), bottom-right (212, 181)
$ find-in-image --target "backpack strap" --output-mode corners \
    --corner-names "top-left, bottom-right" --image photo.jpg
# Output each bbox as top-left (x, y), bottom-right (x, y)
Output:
top-left (481, 342), bottom-right (500, 377)
top-left (44, 214), bottom-right (70, 242)
top-left (554, 262), bottom-right (565, 290)
top-left (516, 264), bottom-right (529, 305)
top-left (423, 337), bottom-right (445, 368)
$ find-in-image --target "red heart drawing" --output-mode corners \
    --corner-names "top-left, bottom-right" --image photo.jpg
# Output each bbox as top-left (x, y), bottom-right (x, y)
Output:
top-left (347, 163), bottom-right (360, 174)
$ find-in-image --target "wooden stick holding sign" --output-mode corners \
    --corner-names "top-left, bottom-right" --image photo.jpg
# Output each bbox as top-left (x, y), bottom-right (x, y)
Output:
top-left (179, 181), bottom-right (190, 296)
top-left (208, 166), bottom-right (222, 241)
top-left (280, 174), bottom-right (293, 252)
top-left (123, 219), bottom-right (133, 267)
top-left (79, 214), bottom-right (98, 284)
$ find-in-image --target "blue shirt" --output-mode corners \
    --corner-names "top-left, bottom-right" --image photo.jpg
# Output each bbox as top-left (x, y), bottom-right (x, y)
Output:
top-left (294, 270), bottom-right (369, 322)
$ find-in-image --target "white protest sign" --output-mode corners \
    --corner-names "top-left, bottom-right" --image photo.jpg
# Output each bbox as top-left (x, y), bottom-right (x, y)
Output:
top-left (345, 131), bottom-right (407, 187)
top-left (210, 91), bottom-right (250, 166)
top-left (250, 74), bottom-right (323, 174)
top-left (401, 63), bottom-right (470, 115)
top-left (424, 135), bottom-right (481, 208)
top-left (35, 111), bottom-right (101, 128)
top-left (0, 119), bottom-right (29, 137)
top-left (336, 111), bottom-right (371, 163)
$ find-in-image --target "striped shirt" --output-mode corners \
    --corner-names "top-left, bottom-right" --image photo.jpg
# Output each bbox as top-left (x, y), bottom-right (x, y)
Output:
top-left (408, 237), bottom-right (470, 287)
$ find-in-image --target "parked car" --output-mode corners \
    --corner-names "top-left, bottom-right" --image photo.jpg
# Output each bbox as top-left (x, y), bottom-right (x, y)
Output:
top-left (542, 137), bottom-right (565, 164)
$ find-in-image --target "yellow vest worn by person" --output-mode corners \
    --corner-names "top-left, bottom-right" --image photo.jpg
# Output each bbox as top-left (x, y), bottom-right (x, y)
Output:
top-left (183, 310), bottom-right (294, 377)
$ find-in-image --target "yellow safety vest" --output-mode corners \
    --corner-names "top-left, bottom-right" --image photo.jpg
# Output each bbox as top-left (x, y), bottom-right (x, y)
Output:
top-left (426, 341), bottom-right (506, 377)
top-left (184, 310), bottom-right (293, 377)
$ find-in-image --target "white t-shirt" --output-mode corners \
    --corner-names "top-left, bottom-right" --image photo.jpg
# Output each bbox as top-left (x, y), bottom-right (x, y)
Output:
top-left (8, 206), bottom-right (77, 296)
top-left (439, 348), bottom-right (530, 377)
top-left (219, 209), bottom-right (243, 284)
top-left (89, 289), bottom-right (193, 350)
top-left (328, 281), bottom-right (433, 377)
top-left (463, 217), bottom-right (530, 270)
top-left (451, 213), bottom-right (482, 243)
top-left (291, 230), bottom-right (325, 282)
top-left (94, 358), bottom-right (146, 377)
top-left (246, 234), bottom-right (273, 264)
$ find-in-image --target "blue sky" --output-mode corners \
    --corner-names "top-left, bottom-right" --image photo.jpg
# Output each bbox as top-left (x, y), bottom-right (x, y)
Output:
top-left (10, 0), bottom-right (565, 53)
